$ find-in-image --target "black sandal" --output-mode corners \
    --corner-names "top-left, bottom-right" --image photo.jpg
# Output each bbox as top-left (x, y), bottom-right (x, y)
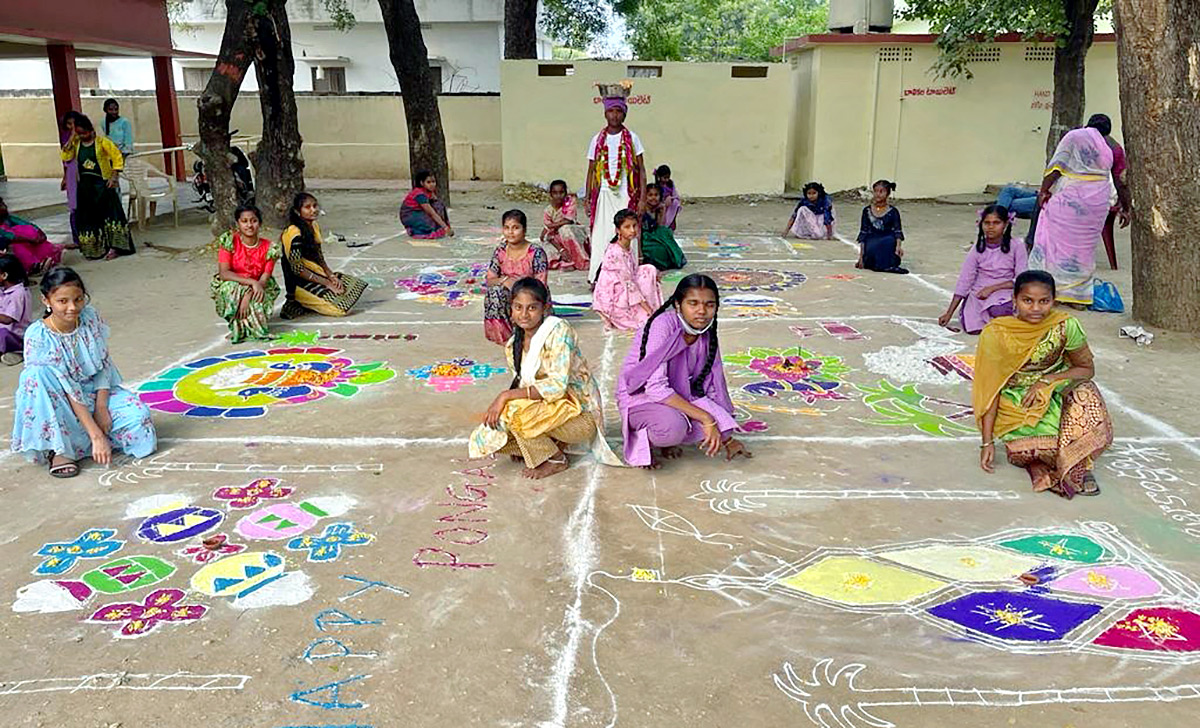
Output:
top-left (48, 458), bottom-right (80, 479)
top-left (1078, 473), bottom-right (1101, 496)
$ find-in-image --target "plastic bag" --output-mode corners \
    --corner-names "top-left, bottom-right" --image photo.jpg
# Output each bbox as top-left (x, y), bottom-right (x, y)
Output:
top-left (1091, 279), bottom-right (1125, 313)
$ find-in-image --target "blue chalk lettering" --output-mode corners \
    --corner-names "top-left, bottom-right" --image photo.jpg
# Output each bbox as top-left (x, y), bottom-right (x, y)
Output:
top-left (314, 608), bottom-right (383, 632)
top-left (338, 574), bottom-right (410, 602)
top-left (289, 674), bottom-right (372, 710)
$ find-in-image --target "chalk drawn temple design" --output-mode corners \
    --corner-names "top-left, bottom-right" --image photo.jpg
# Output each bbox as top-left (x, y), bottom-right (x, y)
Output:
top-left (638, 521), bottom-right (1200, 664)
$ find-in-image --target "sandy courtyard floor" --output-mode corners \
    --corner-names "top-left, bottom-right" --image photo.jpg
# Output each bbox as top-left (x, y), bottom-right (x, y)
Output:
top-left (1, 187), bottom-right (1198, 727)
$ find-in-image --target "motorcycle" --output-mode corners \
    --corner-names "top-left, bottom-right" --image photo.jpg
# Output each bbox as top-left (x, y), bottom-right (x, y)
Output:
top-left (191, 130), bottom-right (255, 212)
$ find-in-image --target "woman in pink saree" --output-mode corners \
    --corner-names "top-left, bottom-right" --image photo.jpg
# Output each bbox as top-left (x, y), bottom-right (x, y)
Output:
top-left (1029, 123), bottom-right (1115, 307)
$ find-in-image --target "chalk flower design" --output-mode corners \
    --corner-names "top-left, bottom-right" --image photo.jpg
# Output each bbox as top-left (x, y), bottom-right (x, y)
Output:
top-left (87, 588), bottom-right (207, 638)
top-left (724, 346), bottom-right (852, 407)
top-left (137, 348), bottom-right (396, 419)
top-left (395, 262), bottom-right (488, 308)
top-left (406, 357), bottom-right (507, 393)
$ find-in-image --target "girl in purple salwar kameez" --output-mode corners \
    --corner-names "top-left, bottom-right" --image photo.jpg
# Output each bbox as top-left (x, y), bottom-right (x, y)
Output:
top-left (616, 274), bottom-right (752, 469)
top-left (1029, 125), bottom-right (1115, 306)
top-left (939, 205), bottom-right (1028, 334)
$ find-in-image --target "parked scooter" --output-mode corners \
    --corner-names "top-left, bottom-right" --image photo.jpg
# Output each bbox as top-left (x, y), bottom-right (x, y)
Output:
top-left (191, 131), bottom-right (255, 212)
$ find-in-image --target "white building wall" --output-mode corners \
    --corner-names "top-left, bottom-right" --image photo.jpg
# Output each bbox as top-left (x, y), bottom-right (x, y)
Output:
top-left (0, 0), bottom-right (548, 94)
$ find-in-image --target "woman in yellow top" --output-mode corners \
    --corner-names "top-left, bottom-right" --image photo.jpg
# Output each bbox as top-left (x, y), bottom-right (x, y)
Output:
top-left (279, 192), bottom-right (368, 319)
top-left (469, 277), bottom-right (622, 479)
top-left (60, 115), bottom-right (135, 260)
top-left (974, 270), bottom-right (1113, 499)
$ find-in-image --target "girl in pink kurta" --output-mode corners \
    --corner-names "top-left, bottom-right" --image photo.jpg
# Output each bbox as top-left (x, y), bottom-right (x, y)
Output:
top-left (592, 210), bottom-right (663, 331)
top-left (939, 205), bottom-right (1028, 334)
top-left (484, 209), bottom-right (549, 345)
top-left (541, 179), bottom-right (590, 271)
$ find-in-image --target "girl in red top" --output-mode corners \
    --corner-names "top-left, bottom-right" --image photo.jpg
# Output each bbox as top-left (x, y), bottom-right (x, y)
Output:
top-left (211, 204), bottom-right (281, 342)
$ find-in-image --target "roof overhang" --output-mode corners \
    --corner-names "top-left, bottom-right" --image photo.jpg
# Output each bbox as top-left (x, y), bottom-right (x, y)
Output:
top-left (0, 31), bottom-right (213, 59)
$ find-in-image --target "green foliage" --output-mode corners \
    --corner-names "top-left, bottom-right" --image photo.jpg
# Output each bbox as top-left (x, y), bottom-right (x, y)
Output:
top-left (542, 0), bottom-right (641, 52)
top-left (626, 0), bottom-right (828, 61)
top-left (321, 0), bottom-right (358, 31)
top-left (900, 0), bottom-right (1111, 78)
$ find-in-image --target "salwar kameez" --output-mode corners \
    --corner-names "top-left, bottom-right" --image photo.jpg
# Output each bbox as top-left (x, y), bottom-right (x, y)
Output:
top-left (616, 312), bottom-right (737, 467)
top-left (483, 243), bottom-right (549, 345)
top-left (790, 198), bottom-right (835, 239)
top-left (73, 141), bottom-right (134, 260)
top-left (211, 231), bottom-right (282, 343)
top-left (952, 240), bottom-right (1028, 334)
top-left (10, 306), bottom-right (156, 465)
top-left (469, 316), bottom-right (622, 467)
top-left (857, 205), bottom-right (905, 273)
top-left (974, 311), bottom-right (1113, 499)
top-left (280, 221), bottom-right (367, 319)
top-left (400, 188), bottom-right (450, 239)
top-left (0, 214), bottom-right (62, 275)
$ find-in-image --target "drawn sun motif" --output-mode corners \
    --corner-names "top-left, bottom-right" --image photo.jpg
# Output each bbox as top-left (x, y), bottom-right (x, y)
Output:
top-left (1122, 614), bottom-right (1186, 644)
top-left (1040, 539), bottom-right (1081, 558)
top-left (1085, 570), bottom-right (1117, 591)
top-left (972, 603), bottom-right (1058, 633)
top-left (841, 572), bottom-right (874, 591)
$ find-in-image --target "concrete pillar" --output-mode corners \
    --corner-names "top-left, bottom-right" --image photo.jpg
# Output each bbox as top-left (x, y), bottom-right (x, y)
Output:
top-left (152, 55), bottom-right (186, 180)
top-left (47, 44), bottom-right (82, 124)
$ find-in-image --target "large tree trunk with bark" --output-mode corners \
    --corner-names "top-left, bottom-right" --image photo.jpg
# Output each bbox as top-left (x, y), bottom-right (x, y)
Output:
top-left (196, 0), bottom-right (255, 235)
top-left (1045, 0), bottom-right (1100, 161)
top-left (505, 0), bottom-right (541, 59)
top-left (250, 0), bottom-right (306, 228)
top-left (378, 0), bottom-right (450, 195)
top-left (1113, 0), bottom-right (1200, 331)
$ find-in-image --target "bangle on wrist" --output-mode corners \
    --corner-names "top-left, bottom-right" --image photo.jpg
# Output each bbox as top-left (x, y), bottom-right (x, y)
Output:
top-left (980, 442), bottom-right (994, 449)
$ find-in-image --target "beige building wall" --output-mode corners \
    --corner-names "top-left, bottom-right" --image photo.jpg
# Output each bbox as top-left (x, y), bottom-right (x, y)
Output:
top-left (0, 94), bottom-right (502, 181)
top-left (786, 39), bottom-right (1121, 198)
top-left (500, 60), bottom-right (794, 198)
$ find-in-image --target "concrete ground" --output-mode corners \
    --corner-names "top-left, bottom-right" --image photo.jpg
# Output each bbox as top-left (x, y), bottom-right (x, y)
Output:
top-left (1, 185), bottom-right (1198, 728)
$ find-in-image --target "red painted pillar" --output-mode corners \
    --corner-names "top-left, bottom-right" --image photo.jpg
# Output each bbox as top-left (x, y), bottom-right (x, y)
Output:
top-left (152, 55), bottom-right (186, 180)
top-left (47, 44), bottom-right (81, 123)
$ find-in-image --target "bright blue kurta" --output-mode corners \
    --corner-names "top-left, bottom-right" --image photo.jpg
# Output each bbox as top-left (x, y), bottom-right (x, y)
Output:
top-left (10, 306), bottom-right (156, 464)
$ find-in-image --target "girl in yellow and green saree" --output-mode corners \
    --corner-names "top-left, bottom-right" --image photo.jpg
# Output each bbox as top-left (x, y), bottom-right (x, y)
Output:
top-left (974, 270), bottom-right (1113, 499)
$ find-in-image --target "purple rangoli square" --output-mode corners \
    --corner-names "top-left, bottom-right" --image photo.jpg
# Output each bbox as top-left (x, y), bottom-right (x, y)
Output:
top-left (928, 590), bottom-right (1103, 642)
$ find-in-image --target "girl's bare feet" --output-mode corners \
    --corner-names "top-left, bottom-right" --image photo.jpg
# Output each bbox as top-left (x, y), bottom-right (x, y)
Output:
top-left (525, 455), bottom-right (568, 479)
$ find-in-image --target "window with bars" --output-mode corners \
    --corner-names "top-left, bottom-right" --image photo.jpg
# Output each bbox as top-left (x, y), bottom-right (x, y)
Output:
top-left (1025, 45), bottom-right (1056, 62)
top-left (182, 68), bottom-right (209, 92)
top-left (311, 66), bottom-right (347, 94)
top-left (627, 65), bottom-right (662, 78)
top-left (968, 47), bottom-right (1002, 63)
top-left (77, 69), bottom-right (100, 89)
top-left (878, 47), bottom-right (913, 63)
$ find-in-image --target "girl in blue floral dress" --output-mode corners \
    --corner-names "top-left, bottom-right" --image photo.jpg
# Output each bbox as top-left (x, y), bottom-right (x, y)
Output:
top-left (10, 267), bottom-right (157, 477)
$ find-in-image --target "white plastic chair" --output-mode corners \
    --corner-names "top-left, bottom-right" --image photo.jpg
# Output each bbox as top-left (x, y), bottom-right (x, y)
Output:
top-left (124, 158), bottom-right (179, 230)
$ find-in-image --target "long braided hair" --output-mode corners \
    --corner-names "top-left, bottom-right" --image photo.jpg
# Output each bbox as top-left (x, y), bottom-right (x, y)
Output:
top-left (976, 203), bottom-right (1013, 254)
top-left (637, 274), bottom-right (721, 397)
top-left (508, 276), bottom-right (551, 389)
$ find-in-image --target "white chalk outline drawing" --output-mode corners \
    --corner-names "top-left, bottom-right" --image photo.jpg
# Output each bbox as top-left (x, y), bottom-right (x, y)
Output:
top-left (774, 658), bottom-right (1200, 728)
top-left (0, 672), bottom-right (250, 695)
top-left (626, 504), bottom-right (741, 549)
top-left (99, 455), bottom-right (384, 486)
top-left (624, 521), bottom-right (1200, 664)
top-left (689, 479), bottom-right (1020, 514)
top-left (861, 317), bottom-right (967, 386)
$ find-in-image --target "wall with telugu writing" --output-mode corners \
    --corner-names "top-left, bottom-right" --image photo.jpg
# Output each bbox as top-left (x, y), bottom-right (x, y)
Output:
top-left (786, 40), bottom-right (1121, 198)
top-left (501, 60), bottom-right (793, 197)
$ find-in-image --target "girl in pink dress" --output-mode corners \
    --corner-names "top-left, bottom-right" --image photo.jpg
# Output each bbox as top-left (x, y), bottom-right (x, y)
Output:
top-left (593, 209), bottom-right (663, 331)
top-left (484, 209), bottom-right (549, 344)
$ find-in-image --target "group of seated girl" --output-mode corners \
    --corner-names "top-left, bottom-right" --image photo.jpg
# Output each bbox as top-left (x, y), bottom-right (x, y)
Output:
top-left (469, 273), bottom-right (751, 478)
top-left (211, 193), bottom-right (368, 343)
top-left (783, 179), bottom-right (909, 275)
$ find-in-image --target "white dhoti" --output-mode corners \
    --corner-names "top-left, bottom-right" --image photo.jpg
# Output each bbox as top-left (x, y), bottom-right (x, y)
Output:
top-left (588, 186), bottom-right (638, 283)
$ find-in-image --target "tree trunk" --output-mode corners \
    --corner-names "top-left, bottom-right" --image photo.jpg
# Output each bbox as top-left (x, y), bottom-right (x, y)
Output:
top-left (1045, 0), bottom-right (1100, 160)
top-left (196, 0), bottom-right (255, 235)
top-left (505, 0), bottom-right (541, 59)
top-left (250, 0), bottom-right (306, 228)
top-left (378, 0), bottom-right (450, 195)
top-left (1113, 0), bottom-right (1200, 331)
